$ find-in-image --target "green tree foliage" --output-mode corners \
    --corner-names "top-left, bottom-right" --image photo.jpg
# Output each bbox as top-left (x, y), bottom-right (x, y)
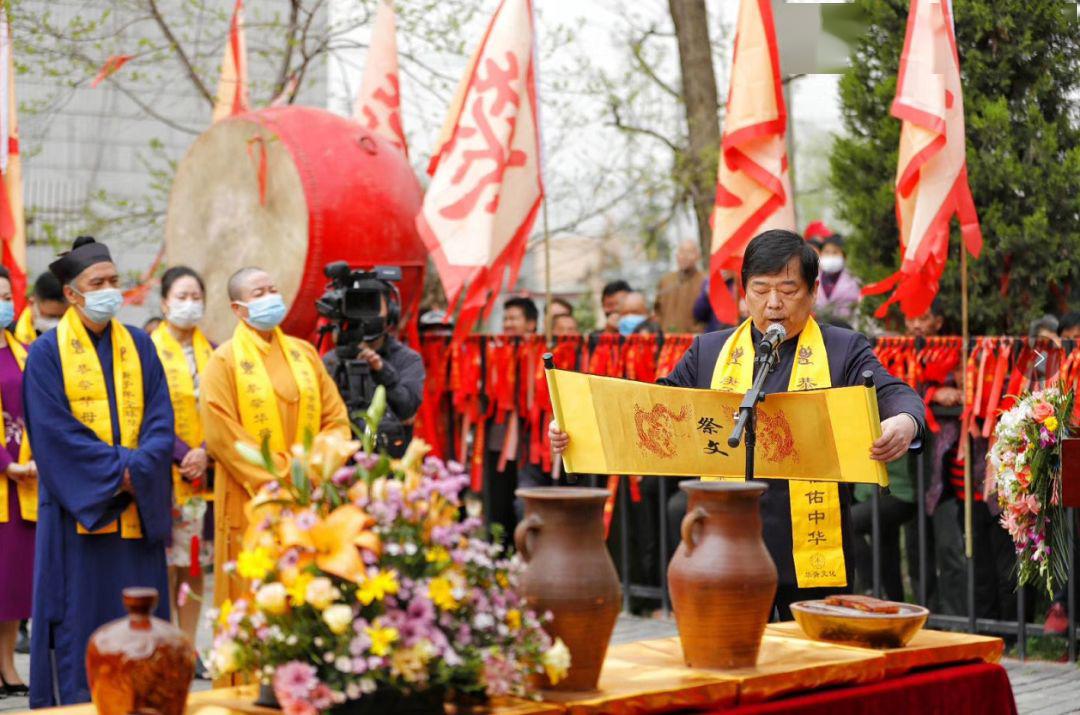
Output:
top-left (830, 0), bottom-right (1080, 334)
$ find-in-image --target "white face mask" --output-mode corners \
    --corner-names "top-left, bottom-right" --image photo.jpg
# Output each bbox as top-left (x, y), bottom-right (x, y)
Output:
top-left (34, 316), bottom-right (60, 333)
top-left (819, 255), bottom-right (845, 274)
top-left (166, 299), bottom-right (204, 329)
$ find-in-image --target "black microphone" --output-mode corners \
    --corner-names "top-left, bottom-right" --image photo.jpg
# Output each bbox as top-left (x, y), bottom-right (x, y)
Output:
top-left (757, 322), bottom-right (787, 356)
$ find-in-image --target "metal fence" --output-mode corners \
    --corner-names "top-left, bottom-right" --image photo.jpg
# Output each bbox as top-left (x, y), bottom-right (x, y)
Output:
top-left (591, 417), bottom-right (1077, 662)
top-left (414, 333), bottom-right (1079, 662)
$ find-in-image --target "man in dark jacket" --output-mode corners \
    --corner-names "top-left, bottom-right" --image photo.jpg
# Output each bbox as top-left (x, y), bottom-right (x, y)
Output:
top-left (324, 294), bottom-right (424, 457)
top-left (551, 230), bottom-right (925, 618)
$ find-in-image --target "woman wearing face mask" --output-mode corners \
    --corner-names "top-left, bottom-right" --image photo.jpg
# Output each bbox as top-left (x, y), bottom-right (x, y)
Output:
top-left (151, 266), bottom-right (214, 676)
top-left (0, 267), bottom-right (35, 695)
top-left (814, 234), bottom-right (862, 323)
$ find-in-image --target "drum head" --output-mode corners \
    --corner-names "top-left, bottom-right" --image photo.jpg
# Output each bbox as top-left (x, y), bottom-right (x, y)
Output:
top-left (164, 118), bottom-right (308, 344)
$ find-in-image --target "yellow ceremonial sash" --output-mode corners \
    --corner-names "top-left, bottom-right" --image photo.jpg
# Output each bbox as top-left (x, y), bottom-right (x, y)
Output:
top-left (152, 323), bottom-right (213, 503)
top-left (58, 308), bottom-right (144, 538)
top-left (0, 331), bottom-right (35, 523)
top-left (231, 322), bottom-right (320, 454)
top-left (709, 317), bottom-right (846, 588)
top-left (13, 307), bottom-right (36, 346)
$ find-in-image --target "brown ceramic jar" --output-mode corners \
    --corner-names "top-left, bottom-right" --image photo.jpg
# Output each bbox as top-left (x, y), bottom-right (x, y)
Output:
top-left (667, 480), bottom-right (777, 669)
top-left (514, 487), bottom-right (621, 691)
top-left (85, 587), bottom-right (196, 715)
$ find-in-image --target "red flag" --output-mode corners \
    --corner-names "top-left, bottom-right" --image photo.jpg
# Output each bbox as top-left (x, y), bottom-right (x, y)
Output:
top-left (212, 0), bottom-right (249, 122)
top-left (863, 0), bottom-right (982, 318)
top-left (91, 55), bottom-right (133, 88)
top-left (707, 0), bottom-right (795, 325)
top-left (355, 0), bottom-right (408, 156)
top-left (0, 10), bottom-right (25, 310)
top-left (122, 244), bottom-right (165, 306)
top-left (416, 0), bottom-right (543, 342)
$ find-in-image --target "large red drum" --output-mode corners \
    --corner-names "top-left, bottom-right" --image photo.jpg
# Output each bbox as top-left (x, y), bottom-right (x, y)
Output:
top-left (164, 105), bottom-right (425, 344)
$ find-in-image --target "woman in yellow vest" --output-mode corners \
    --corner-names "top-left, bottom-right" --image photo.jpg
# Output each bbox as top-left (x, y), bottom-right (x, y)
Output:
top-left (151, 266), bottom-right (214, 668)
top-left (0, 266), bottom-right (34, 695)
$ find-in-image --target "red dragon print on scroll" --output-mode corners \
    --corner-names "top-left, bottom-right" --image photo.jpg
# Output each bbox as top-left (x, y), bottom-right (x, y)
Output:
top-left (634, 404), bottom-right (691, 458)
top-left (758, 409), bottom-right (799, 463)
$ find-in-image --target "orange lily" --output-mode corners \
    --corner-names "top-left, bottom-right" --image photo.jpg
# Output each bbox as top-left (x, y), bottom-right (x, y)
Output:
top-left (308, 432), bottom-right (361, 484)
top-left (280, 505), bottom-right (381, 584)
top-left (241, 487), bottom-right (291, 552)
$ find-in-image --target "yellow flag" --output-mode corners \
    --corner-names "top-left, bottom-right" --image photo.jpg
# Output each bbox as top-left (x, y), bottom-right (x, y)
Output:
top-left (547, 369), bottom-right (887, 487)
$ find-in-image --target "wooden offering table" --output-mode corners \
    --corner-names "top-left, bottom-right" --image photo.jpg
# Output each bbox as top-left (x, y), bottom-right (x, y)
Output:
top-left (38, 627), bottom-right (1011, 715)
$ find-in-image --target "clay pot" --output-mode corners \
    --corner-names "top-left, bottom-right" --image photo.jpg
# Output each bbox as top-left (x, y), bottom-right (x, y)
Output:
top-left (86, 587), bottom-right (196, 715)
top-left (514, 487), bottom-right (621, 691)
top-left (667, 481), bottom-right (777, 669)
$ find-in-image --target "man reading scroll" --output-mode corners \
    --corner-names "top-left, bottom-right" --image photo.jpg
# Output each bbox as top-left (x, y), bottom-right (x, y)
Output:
top-left (25, 237), bottom-right (174, 706)
top-left (201, 267), bottom-right (350, 608)
top-left (551, 230), bottom-right (924, 618)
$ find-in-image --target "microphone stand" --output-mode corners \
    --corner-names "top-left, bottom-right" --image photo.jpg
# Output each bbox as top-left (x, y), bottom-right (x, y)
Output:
top-left (728, 341), bottom-right (782, 482)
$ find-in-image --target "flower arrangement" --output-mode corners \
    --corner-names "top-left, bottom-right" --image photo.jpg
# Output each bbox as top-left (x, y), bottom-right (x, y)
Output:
top-left (988, 387), bottom-right (1074, 595)
top-left (207, 389), bottom-right (568, 713)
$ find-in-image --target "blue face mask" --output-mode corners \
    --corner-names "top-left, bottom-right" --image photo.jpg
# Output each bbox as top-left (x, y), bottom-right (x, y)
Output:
top-left (74, 288), bottom-right (123, 324)
top-left (0, 300), bottom-right (14, 328)
top-left (241, 294), bottom-right (287, 331)
top-left (618, 314), bottom-right (647, 336)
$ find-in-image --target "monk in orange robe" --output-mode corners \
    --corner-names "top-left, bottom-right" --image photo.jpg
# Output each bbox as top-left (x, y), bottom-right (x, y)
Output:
top-left (200, 267), bottom-right (349, 608)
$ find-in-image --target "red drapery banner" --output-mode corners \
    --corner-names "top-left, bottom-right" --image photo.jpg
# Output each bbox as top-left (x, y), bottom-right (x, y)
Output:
top-left (707, 0), bottom-right (795, 326)
top-left (862, 0), bottom-right (982, 318)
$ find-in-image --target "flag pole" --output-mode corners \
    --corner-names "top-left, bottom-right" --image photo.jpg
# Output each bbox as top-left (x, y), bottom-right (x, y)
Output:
top-left (542, 195), bottom-right (563, 483)
top-left (543, 196), bottom-right (553, 344)
top-left (961, 246), bottom-right (973, 560)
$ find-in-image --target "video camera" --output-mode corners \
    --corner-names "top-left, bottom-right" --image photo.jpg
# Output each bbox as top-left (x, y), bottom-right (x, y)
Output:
top-left (316, 262), bottom-right (405, 454)
top-left (315, 261), bottom-right (401, 345)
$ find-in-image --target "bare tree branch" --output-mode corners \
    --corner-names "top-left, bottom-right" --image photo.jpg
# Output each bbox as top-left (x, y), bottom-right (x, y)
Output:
top-left (271, 0), bottom-right (302, 99)
top-left (629, 28), bottom-right (680, 100)
top-left (609, 104), bottom-right (681, 154)
top-left (145, 0), bottom-right (214, 106)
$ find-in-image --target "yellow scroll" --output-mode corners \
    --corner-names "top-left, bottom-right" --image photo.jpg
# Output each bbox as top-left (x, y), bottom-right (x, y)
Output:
top-left (548, 369), bottom-right (887, 487)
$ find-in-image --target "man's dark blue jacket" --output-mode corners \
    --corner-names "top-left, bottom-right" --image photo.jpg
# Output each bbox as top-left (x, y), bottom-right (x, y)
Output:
top-left (659, 321), bottom-right (926, 590)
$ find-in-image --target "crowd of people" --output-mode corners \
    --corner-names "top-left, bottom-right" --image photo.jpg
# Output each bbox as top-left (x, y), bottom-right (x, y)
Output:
top-left (486, 223), bottom-right (1080, 634)
top-left (0, 236), bottom-right (425, 707)
top-left (4, 224), bottom-right (1079, 707)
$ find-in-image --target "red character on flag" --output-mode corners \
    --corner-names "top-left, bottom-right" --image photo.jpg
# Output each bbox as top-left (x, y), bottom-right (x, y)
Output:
top-left (863, 0), bottom-right (982, 318)
top-left (417, 0), bottom-right (543, 341)
top-left (355, 0), bottom-right (408, 155)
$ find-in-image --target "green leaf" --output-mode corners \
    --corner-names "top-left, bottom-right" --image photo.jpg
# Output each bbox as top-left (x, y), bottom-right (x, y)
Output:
top-left (236, 441), bottom-right (266, 468)
top-left (260, 435), bottom-right (274, 473)
top-left (290, 458), bottom-right (310, 503)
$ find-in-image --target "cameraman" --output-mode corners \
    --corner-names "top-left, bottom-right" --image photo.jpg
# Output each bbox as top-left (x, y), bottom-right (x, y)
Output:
top-left (323, 289), bottom-right (424, 458)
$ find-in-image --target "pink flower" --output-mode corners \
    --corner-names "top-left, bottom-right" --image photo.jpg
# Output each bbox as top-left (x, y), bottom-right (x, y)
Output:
top-left (295, 510), bottom-right (318, 532)
top-left (1024, 494), bottom-right (1041, 516)
top-left (274, 661), bottom-right (319, 702)
top-left (1033, 401), bottom-right (1054, 423)
top-left (281, 698), bottom-right (317, 715)
top-left (309, 684), bottom-right (335, 710)
top-left (177, 582), bottom-right (191, 607)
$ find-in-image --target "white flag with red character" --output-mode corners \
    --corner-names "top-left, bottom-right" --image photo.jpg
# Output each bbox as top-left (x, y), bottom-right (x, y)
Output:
top-left (355, 0), bottom-right (407, 155)
top-left (863, 0), bottom-right (982, 318)
top-left (416, 0), bottom-right (543, 339)
top-left (708, 0), bottom-right (795, 326)
top-left (212, 0), bottom-right (250, 122)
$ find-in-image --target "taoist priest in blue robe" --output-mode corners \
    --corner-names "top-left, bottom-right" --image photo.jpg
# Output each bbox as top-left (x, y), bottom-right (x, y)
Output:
top-left (549, 229), bottom-right (925, 619)
top-left (25, 236), bottom-right (173, 706)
